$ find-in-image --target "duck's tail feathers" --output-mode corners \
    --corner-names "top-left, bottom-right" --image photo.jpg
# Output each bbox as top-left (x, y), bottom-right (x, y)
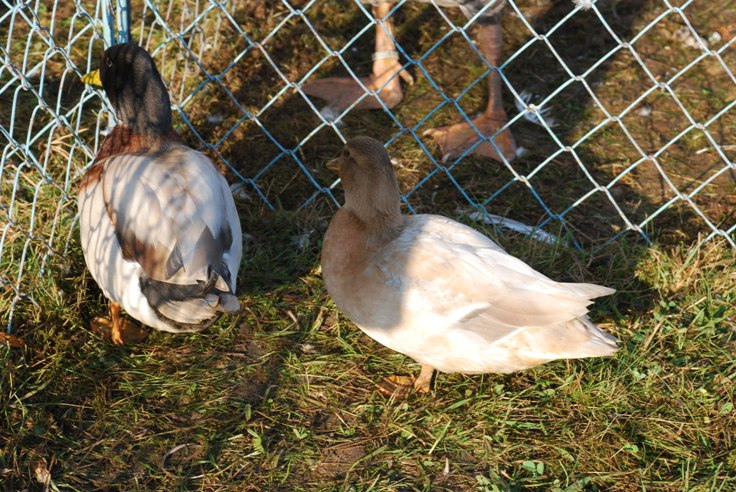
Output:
top-left (140, 265), bottom-right (239, 331)
top-left (576, 317), bottom-right (619, 357)
top-left (560, 282), bottom-right (616, 300)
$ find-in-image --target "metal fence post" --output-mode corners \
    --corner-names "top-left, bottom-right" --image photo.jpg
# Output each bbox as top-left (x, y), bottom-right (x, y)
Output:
top-left (116, 0), bottom-right (131, 44)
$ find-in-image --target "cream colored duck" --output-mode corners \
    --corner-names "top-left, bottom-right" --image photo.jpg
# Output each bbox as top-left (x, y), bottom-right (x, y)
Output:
top-left (79, 43), bottom-right (242, 344)
top-left (321, 136), bottom-right (618, 393)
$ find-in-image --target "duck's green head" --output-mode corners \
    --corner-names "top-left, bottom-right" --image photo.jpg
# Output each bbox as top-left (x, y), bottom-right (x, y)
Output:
top-left (84, 43), bottom-right (172, 135)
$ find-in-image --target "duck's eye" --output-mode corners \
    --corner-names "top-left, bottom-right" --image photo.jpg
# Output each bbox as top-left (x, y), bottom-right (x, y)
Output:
top-left (341, 149), bottom-right (349, 158)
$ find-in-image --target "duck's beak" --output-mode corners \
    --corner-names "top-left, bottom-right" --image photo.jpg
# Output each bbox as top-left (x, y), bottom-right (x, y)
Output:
top-left (325, 157), bottom-right (341, 172)
top-left (81, 69), bottom-right (103, 88)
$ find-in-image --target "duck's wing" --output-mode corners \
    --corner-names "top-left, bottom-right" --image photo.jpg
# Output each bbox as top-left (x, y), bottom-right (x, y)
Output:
top-left (101, 146), bottom-right (242, 323)
top-left (375, 215), bottom-right (613, 342)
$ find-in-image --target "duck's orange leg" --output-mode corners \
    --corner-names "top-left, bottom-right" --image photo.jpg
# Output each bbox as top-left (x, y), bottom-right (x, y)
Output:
top-left (109, 302), bottom-right (125, 345)
top-left (302, 2), bottom-right (413, 112)
top-left (413, 364), bottom-right (435, 393)
top-left (90, 301), bottom-right (148, 345)
top-left (424, 21), bottom-right (517, 163)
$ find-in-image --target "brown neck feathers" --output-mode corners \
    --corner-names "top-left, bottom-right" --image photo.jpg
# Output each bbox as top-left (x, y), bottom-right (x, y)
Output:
top-left (93, 126), bottom-right (184, 164)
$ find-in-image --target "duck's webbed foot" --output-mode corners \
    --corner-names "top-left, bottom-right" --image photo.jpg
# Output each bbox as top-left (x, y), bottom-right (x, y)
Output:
top-left (302, 2), bottom-right (412, 113)
top-left (376, 364), bottom-right (435, 397)
top-left (424, 111), bottom-right (516, 163)
top-left (302, 57), bottom-right (412, 112)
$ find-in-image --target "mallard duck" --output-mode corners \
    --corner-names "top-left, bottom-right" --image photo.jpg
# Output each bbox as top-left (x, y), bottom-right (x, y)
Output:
top-left (78, 43), bottom-right (242, 344)
top-left (321, 137), bottom-right (618, 393)
top-left (303, 0), bottom-right (516, 163)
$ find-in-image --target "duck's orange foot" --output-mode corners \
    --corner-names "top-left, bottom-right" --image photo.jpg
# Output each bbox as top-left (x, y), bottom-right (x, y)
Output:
top-left (90, 317), bottom-right (149, 345)
top-left (424, 111), bottom-right (517, 163)
top-left (376, 366), bottom-right (433, 398)
top-left (376, 375), bottom-right (415, 398)
top-left (303, 59), bottom-right (413, 113)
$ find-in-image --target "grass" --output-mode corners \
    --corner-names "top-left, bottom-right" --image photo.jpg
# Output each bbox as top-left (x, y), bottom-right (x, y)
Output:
top-left (1, 0), bottom-right (735, 490)
top-left (1, 221), bottom-right (735, 490)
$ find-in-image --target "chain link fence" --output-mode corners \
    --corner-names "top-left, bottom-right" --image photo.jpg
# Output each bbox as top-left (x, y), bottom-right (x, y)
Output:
top-left (1, 0), bottom-right (734, 331)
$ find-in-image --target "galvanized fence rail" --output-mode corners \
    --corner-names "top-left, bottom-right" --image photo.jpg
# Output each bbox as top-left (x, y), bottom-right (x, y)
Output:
top-left (1, 0), bottom-right (734, 331)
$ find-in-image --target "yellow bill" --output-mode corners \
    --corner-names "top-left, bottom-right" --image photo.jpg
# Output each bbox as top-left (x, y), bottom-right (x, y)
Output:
top-left (81, 69), bottom-right (102, 88)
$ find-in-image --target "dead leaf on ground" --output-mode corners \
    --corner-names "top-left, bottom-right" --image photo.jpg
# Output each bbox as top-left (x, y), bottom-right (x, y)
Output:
top-left (0, 332), bottom-right (26, 348)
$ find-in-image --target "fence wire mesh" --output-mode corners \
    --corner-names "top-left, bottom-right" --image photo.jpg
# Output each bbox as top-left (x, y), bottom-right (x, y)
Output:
top-left (1, 0), bottom-right (734, 331)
